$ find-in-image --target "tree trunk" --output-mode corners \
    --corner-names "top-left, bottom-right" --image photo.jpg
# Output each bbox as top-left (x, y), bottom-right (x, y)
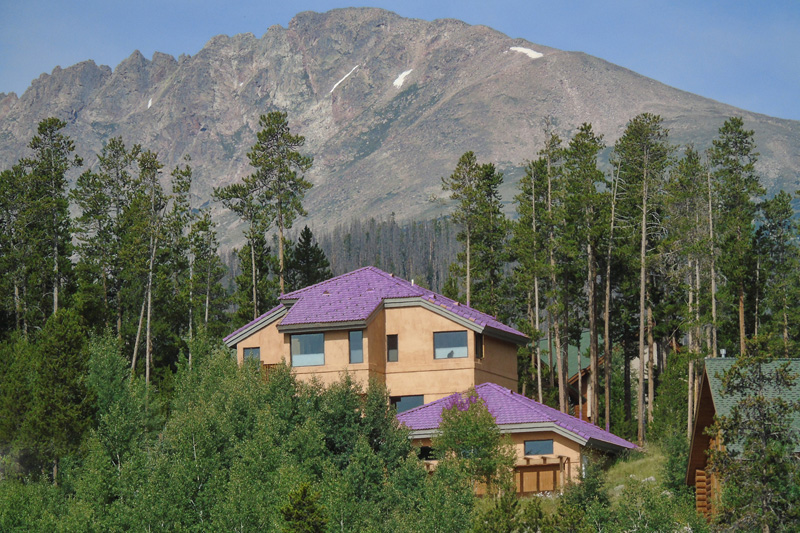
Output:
top-left (739, 283), bottom-right (746, 356)
top-left (465, 230), bottom-right (471, 307)
top-left (14, 281), bottom-right (20, 332)
top-left (131, 296), bottom-right (146, 379)
top-left (548, 312), bottom-right (554, 388)
top-left (278, 205), bottom-right (285, 295)
top-left (707, 169), bottom-right (718, 358)
top-left (638, 171), bottom-right (648, 445)
top-left (535, 276), bottom-right (542, 404)
top-left (647, 304), bottom-right (655, 425)
top-left (783, 294), bottom-right (789, 358)
top-left (53, 234), bottom-right (59, 315)
top-left (250, 233), bottom-right (258, 320)
top-left (588, 241), bottom-right (598, 425)
top-left (688, 359), bottom-right (695, 439)
top-left (754, 258), bottom-right (760, 338)
top-left (604, 167), bottom-right (619, 432)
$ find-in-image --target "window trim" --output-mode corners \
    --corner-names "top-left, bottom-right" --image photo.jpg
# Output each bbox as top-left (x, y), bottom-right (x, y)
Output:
top-left (290, 332), bottom-right (325, 367)
top-left (433, 330), bottom-right (469, 359)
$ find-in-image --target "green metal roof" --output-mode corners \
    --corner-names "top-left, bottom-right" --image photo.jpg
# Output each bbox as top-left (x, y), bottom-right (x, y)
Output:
top-left (537, 330), bottom-right (595, 381)
top-left (704, 357), bottom-right (800, 451)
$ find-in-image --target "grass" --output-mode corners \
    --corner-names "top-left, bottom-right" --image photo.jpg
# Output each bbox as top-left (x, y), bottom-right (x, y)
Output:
top-left (604, 443), bottom-right (666, 504)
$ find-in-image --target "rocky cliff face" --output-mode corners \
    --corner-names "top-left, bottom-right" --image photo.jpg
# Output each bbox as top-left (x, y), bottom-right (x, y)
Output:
top-left (1, 7), bottom-right (799, 245)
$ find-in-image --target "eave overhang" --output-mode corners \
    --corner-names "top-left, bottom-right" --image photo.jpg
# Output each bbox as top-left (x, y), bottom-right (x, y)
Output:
top-left (223, 307), bottom-right (287, 348)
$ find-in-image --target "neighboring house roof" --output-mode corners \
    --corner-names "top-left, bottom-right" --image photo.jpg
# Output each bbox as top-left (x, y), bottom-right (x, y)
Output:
top-left (537, 330), bottom-right (601, 382)
top-left (224, 266), bottom-right (528, 347)
top-left (704, 358), bottom-right (800, 450)
top-left (397, 382), bottom-right (636, 453)
top-left (686, 357), bottom-right (800, 486)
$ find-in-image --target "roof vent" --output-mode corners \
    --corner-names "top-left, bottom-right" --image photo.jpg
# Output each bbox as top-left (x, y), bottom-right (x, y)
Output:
top-left (390, 273), bottom-right (394, 277)
top-left (411, 279), bottom-right (414, 286)
top-left (323, 290), bottom-right (330, 296)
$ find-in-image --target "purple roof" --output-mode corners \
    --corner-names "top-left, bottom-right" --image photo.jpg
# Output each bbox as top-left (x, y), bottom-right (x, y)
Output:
top-left (225, 266), bottom-right (527, 343)
top-left (397, 382), bottom-right (636, 450)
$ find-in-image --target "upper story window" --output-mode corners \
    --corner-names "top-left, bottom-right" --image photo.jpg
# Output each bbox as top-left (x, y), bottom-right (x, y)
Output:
top-left (243, 347), bottom-right (261, 361)
top-left (524, 439), bottom-right (554, 456)
top-left (434, 330), bottom-right (468, 359)
top-left (475, 332), bottom-right (484, 359)
top-left (387, 334), bottom-right (398, 362)
top-left (349, 330), bottom-right (364, 364)
top-left (291, 333), bottom-right (325, 367)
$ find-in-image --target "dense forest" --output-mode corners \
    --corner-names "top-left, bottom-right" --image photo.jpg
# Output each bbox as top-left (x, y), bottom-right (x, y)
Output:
top-left (1, 110), bottom-right (799, 530)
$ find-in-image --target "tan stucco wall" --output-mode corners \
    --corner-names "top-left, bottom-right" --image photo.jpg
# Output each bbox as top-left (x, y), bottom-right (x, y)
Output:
top-left (475, 335), bottom-right (519, 390)
top-left (236, 319), bottom-right (286, 365)
top-left (233, 302), bottom-right (520, 400)
top-left (383, 306), bottom-right (479, 400)
top-left (508, 431), bottom-right (582, 483)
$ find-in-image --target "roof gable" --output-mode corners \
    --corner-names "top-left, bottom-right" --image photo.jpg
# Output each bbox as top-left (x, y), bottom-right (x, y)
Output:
top-left (397, 382), bottom-right (636, 451)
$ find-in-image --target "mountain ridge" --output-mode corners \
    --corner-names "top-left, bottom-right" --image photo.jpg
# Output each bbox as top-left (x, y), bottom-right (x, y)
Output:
top-left (1, 7), bottom-right (798, 246)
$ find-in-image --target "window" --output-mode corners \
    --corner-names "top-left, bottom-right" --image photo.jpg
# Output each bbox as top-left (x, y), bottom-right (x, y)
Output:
top-left (291, 333), bottom-right (324, 367)
top-left (243, 347), bottom-right (260, 361)
top-left (390, 395), bottom-right (424, 413)
top-left (475, 332), bottom-right (484, 359)
top-left (349, 330), bottom-right (364, 364)
top-left (387, 334), bottom-right (398, 362)
top-left (524, 439), bottom-right (554, 456)
top-left (434, 331), bottom-right (468, 359)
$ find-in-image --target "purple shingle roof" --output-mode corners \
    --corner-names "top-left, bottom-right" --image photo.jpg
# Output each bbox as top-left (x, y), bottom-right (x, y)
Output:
top-left (224, 266), bottom-right (527, 344)
top-left (397, 382), bottom-right (636, 451)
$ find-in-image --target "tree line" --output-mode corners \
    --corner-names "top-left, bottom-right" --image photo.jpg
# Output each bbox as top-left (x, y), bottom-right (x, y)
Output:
top-left (437, 114), bottom-right (796, 448)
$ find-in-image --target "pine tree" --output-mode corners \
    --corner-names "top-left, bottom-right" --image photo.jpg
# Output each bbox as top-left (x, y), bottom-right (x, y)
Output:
top-left (247, 111), bottom-right (313, 295)
top-left (285, 225), bottom-right (332, 292)
top-left (562, 123), bottom-right (607, 423)
top-left (613, 113), bottom-right (671, 444)
top-left (20, 118), bottom-right (82, 318)
top-left (710, 117), bottom-right (764, 356)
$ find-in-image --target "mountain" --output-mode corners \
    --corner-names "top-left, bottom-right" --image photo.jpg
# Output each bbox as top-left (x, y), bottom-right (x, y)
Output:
top-left (1, 7), bottom-right (799, 246)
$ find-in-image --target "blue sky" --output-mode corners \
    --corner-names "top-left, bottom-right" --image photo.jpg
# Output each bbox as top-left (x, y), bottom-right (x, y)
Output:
top-left (2, 1), bottom-right (799, 120)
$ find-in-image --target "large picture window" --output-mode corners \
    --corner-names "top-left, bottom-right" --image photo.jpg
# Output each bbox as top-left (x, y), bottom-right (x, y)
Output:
top-left (524, 439), bottom-right (554, 456)
top-left (390, 395), bottom-right (424, 413)
top-left (349, 330), bottom-right (364, 364)
top-left (434, 331), bottom-right (468, 359)
top-left (291, 333), bottom-right (325, 367)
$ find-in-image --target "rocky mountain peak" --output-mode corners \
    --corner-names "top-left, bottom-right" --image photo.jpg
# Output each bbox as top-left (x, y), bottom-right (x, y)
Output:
top-left (0, 7), bottom-right (798, 248)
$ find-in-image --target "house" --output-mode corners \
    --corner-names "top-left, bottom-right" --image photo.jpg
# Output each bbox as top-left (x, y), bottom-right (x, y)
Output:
top-left (397, 382), bottom-right (637, 495)
top-left (223, 267), bottom-right (528, 410)
top-left (686, 358), bottom-right (800, 518)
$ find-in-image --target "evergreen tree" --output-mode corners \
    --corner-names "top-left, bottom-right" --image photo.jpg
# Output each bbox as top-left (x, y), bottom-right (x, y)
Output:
top-left (562, 123), bottom-right (607, 423)
top-left (285, 225), bottom-right (332, 292)
top-left (247, 111), bottom-right (313, 295)
top-left (612, 113), bottom-right (671, 443)
top-left (20, 118), bottom-right (82, 317)
top-left (710, 117), bottom-right (764, 356)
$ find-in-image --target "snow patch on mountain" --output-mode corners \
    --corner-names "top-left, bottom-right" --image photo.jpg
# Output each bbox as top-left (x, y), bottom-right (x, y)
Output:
top-left (147, 98), bottom-right (152, 109)
top-left (393, 69), bottom-right (413, 88)
top-left (330, 65), bottom-right (360, 94)
top-left (510, 46), bottom-right (543, 60)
